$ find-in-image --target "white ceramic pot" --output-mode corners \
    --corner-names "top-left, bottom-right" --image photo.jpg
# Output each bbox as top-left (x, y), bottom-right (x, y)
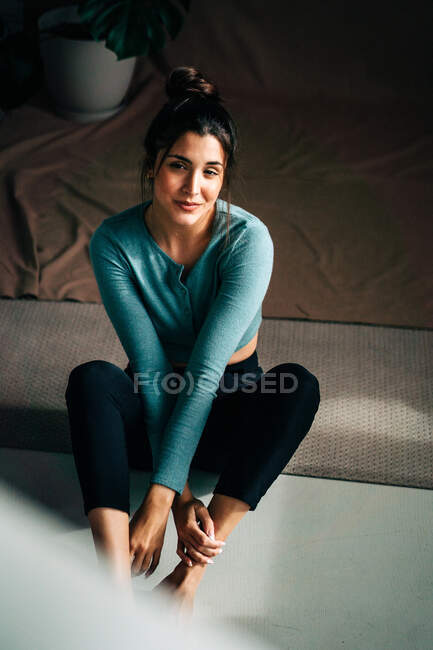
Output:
top-left (38, 5), bottom-right (137, 122)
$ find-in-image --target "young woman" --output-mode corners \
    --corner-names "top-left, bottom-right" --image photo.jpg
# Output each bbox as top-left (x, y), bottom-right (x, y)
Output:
top-left (65, 66), bottom-right (320, 617)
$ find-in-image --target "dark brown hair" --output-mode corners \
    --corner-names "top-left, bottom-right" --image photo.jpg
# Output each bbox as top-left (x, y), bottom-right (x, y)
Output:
top-left (140, 66), bottom-right (238, 249)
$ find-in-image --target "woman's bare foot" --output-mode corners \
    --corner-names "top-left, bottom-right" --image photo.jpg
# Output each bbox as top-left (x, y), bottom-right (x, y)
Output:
top-left (153, 560), bottom-right (205, 621)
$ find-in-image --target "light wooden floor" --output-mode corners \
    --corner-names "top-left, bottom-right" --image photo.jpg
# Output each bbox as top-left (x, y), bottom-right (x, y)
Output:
top-left (0, 447), bottom-right (431, 649)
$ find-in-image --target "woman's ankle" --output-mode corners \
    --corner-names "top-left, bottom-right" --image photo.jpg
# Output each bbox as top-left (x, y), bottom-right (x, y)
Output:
top-left (96, 547), bottom-right (132, 587)
top-left (173, 559), bottom-right (206, 591)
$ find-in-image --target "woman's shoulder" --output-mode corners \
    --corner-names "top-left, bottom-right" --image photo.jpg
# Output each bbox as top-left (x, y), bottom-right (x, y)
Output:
top-left (217, 199), bottom-right (267, 228)
top-left (219, 198), bottom-right (272, 235)
top-left (99, 203), bottom-right (144, 229)
top-left (91, 203), bottom-right (146, 244)
top-left (215, 200), bottom-right (273, 266)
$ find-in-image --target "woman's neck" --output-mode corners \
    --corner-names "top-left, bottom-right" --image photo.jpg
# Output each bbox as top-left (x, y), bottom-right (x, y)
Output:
top-left (144, 201), bottom-right (215, 254)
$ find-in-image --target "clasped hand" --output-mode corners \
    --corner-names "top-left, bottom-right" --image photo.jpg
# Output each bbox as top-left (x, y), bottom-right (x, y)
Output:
top-left (128, 494), bottom-right (225, 578)
top-left (172, 497), bottom-right (225, 566)
top-left (129, 496), bottom-right (170, 578)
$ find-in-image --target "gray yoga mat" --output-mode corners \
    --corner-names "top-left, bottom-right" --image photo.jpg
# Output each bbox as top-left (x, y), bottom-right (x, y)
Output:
top-left (0, 298), bottom-right (431, 490)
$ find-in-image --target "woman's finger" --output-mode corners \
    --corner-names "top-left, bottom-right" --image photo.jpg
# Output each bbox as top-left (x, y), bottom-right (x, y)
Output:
top-left (182, 523), bottom-right (223, 559)
top-left (190, 541), bottom-right (217, 558)
top-left (145, 548), bottom-right (161, 577)
top-left (176, 540), bottom-right (193, 567)
top-left (184, 541), bottom-right (215, 565)
top-left (131, 549), bottom-right (145, 576)
top-left (192, 531), bottom-right (225, 556)
top-left (196, 508), bottom-right (216, 540)
top-left (132, 550), bottom-right (149, 577)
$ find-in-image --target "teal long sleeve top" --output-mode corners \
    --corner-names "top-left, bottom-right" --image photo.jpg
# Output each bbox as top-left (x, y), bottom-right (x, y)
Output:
top-left (89, 198), bottom-right (274, 496)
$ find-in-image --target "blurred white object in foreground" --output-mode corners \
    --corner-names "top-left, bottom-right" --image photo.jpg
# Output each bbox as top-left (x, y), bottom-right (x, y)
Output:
top-left (0, 479), bottom-right (276, 650)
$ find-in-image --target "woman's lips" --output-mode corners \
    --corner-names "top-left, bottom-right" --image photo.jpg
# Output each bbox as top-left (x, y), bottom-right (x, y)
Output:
top-left (175, 200), bottom-right (202, 211)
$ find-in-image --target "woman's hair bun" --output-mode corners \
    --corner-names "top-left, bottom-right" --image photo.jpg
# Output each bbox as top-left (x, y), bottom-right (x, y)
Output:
top-left (166, 66), bottom-right (220, 103)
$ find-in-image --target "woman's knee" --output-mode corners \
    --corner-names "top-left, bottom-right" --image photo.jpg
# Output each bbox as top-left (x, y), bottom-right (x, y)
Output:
top-left (65, 360), bottom-right (121, 397)
top-left (265, 362), bottom-right (320, 404)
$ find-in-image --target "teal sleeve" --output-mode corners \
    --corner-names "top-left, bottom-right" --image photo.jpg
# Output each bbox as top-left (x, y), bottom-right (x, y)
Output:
top-left (89, 226), bottom-right (176, 476)
top-left (150, 222), bottom-right (274, 494)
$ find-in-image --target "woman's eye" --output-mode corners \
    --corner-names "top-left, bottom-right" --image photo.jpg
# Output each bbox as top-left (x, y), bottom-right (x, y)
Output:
top-left (168, 162), bottom-right (218, 176)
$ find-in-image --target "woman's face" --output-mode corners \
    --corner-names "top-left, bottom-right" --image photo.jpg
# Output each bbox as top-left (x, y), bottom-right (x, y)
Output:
top-left (151, 131), bottom-right (226, 229)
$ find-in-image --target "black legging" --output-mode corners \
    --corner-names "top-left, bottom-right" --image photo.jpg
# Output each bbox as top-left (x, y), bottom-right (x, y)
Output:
top-left (65, 350), bottom-right (320, 516)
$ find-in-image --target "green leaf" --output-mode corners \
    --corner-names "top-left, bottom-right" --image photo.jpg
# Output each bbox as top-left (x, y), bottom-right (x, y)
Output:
top-left (156, 0), bottom-right (183, 40)
top-left (78, 1), bottom-right (123, 40)
top-left (146, 7), bottom-right (167, 52)
top-left (88, 4), bottom-right (124, 41)
top-left (76, 0), bottom-right (189, 60)
top-left (106, 17), bottom-right (148, 59)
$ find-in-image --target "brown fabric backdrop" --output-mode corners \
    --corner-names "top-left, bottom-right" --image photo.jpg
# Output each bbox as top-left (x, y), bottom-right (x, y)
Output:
top-left (0, 1), bottom-right (432, 328)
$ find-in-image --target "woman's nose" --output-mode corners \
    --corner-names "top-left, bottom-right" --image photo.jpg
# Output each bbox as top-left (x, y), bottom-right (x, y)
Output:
top-left (183, 171), bottom-right (200, 195)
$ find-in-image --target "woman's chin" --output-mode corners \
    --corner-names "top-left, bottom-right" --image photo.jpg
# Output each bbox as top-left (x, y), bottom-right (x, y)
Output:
top-left (171, 206), bottom-right (204, 223)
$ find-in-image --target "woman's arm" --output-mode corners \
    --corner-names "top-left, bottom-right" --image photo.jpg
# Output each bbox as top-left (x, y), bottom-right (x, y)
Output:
top-left (172, 480), bottom-right (195, 511)
top-left (151, 221), bottom-right (274, 495)
top-left (89, 224), bottom-right (178, 486)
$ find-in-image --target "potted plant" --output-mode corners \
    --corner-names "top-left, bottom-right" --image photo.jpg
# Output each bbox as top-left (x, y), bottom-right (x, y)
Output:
top-left (0, 0), bottom-right (190, 121)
